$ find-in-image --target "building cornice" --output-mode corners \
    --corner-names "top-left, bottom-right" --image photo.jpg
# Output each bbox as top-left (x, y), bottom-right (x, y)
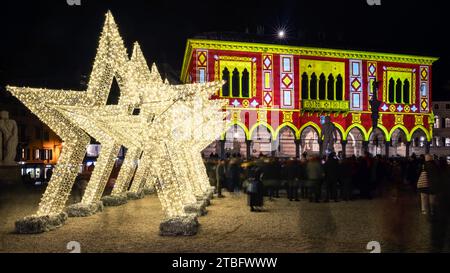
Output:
top-left (181, 39), bottom-right (439, 82)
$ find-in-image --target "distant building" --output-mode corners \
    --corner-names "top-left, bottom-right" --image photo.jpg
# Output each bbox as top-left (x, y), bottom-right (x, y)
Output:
top-left (181, 37), bottom-right (438, 158)
top-left (431, 101), bottom-right (450, 160)
top-left (0, 90), bottom-right (62, 181)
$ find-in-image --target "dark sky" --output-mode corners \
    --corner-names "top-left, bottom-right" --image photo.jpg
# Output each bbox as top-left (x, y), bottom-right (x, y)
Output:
top-left (1, 0), bottom-right (449, 100)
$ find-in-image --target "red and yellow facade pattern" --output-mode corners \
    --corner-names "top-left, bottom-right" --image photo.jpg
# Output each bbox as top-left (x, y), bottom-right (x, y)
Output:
top-left (181, 39), bottom-right (438, 143)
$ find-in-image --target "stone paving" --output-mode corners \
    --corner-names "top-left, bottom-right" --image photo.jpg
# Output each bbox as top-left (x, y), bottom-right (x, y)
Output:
top-left (0, 184), bottom-right (434, 253)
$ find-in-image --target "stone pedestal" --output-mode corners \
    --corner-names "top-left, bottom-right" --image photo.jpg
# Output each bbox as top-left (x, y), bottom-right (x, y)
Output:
top-left (0, 164), bottom-right (21, 185)
top-left (126, 190), bottom-right (145, 200)
top-left (184, 202), bottom-right (207, 216)
top-left (159, 215), bottom-right (199, 236)
top-left (65, 201), bottom-right (104, 217)
top-left (101, 193), bottom-right (128, 206)
top-left (143, 187), bottom-right (156, 195)
top-left (15, 212), bottom-right (68, 234)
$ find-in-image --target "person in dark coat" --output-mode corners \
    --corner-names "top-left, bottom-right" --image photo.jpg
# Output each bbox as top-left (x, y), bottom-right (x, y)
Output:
top-left (261, 159), bottom-right (278, 200)
top-left (247, 166), bottom-right (264, 212)
top-left (215, 159), bottom-right (226, 198)
top-left (305, 156), bottom-right (324, 202)
top-left (324, 152), bottom-right (339, 202)
top-left (227, 157), bottom-right (242, 193)
top-left (285, 159), bottom-right (300, 201)
top-left (340, 157), bottom-right (353, 201)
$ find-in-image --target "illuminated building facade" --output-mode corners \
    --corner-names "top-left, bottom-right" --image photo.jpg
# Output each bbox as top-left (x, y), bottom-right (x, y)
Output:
top-left (181, 39), bottom-right (438, 158)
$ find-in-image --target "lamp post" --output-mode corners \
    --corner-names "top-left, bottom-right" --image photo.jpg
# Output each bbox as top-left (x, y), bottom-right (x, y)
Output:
top-left (370, 81), bottom-right (381, 132)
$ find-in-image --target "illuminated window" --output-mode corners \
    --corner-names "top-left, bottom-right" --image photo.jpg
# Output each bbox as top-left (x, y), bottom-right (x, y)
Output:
top-left (352, 93), bottom-right (361, 108)
top-left (388, 78), bottom-right (395, 103)
top-left (35, 149), bottom-right (40, 160)
top-left (434, 116), bottom-right (440, 129)
top-left (352, 62), bottom-right (360, 76)
top-left (420, 83), bottom-right (427, 96)
top-left (232, 68), bottom-right (240, 97)
top-left (336, 75), bottom-right (343, 100)
top-left (403, 79), bottom-right (410, 104)
top-left (310, 73), bottom-right (317, 100)
top-left (396, 79), bottom-right (402, 103)
top-left (222, 68), bottom-right (230, 96)
top-left (319, 73), bottom-right (326, 100)
top-left (241, 69), bottom-right (250, 97)
top-left (283, 90), bottom-right (292, 106)
top-left (282, 57), bottom-right (291, 72)
top-left (327, 74), bottom-right (334, 100)
top-left (198, 68), bottom-right (206, 83)
top-left (446, 138), bottom-right (450, 147)
top-left (301, 72), bottom-right (308, 99)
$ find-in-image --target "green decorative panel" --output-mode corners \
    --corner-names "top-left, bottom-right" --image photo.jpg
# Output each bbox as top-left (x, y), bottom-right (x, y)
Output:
top-left (302, 100), bottom-right (349, 112)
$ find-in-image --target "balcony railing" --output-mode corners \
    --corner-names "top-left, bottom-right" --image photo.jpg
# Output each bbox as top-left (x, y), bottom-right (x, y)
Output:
top-left (302, 99), bottom-right (350, 112)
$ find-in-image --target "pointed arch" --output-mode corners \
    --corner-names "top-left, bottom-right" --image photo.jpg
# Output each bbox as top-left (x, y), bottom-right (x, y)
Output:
top-left (368, 125), bottom-right (390, 141)
top-left (332, 122), bottom-right (345, 140)
top-left (220, 120), bottom-right (249, 140)
top-left (344, 124), bottom-right (369, 141)
top-left (249, 122), bottom-right (276, 141)
top-left (298, 122), bottom-right (322, 139)
top-left (389, 125), bottom-right (410, 142)
top-left (274, 122), bottom-right (300, 140)
top-left (409, 125), bottom-right (431, 142)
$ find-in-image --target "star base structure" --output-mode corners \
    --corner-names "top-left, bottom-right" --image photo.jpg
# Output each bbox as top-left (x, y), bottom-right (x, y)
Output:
top-left (101, 193), bottom-right (128, 206)
top-left (184, 202), bottom-right (208, 216)
top-left (65, 201), bottom-right (104, 217)
top-left (15, 212), bottom-right (68, 234)
top-left (159, 214), bottom-right (199, 236)
top-left (126, 190), bottom-right (146, 200)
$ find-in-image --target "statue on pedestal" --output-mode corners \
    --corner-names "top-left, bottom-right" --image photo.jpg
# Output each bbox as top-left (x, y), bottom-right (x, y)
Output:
top-left (0, 111), bottom-right (18, 165)
top-left (321, 116), bottom-right (337, 155)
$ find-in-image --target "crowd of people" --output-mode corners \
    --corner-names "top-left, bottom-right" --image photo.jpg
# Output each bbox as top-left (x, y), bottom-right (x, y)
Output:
top-left (205, 151), bottom-right (450, 251)
top-left (204, 151), bottom-right (449, 212)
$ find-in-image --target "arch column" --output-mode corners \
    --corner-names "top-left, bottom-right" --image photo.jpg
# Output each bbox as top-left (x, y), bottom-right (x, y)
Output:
top-left (385, 141), bottom-right (391, 158)
top-left (295, 139), bottom-right (301, 159)
top-left (425, 141), bottom-right (431, 154)
top-left (245, 139), bottom-right (252, 159)
top-left (318, 139), bottom-right (324, 157)
top-left (405, 141), bottom-right (411, 157)
top-left (341, 140), bottom-right (347, 158)
top-left (362, 141), bottom-right (369, 154)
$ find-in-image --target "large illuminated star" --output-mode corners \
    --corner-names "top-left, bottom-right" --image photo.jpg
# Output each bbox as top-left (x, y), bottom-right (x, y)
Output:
top-left (56, 78), bottom-right (224, 219)
top-left (6, 11), bottom-right (129, 217)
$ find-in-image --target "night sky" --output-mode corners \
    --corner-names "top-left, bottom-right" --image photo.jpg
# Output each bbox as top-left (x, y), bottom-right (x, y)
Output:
top-left (1, 0), bottom-right (449, 100)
